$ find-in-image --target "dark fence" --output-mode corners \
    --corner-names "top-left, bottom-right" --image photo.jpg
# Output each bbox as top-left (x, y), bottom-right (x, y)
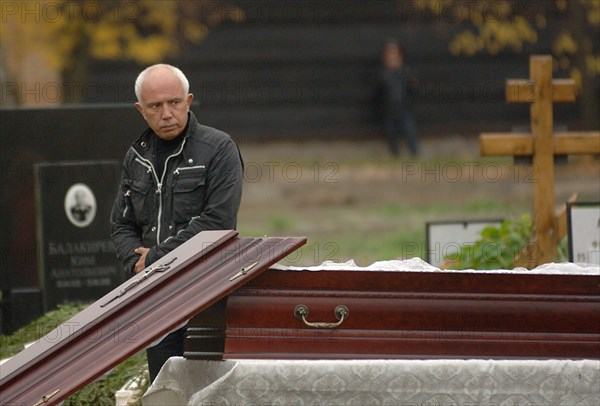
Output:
top-left (75, 0), bottom-right (592, 138)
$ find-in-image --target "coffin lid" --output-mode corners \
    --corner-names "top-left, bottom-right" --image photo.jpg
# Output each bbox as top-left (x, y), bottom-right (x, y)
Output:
top-left (0, 230), bottom-right (306, 406)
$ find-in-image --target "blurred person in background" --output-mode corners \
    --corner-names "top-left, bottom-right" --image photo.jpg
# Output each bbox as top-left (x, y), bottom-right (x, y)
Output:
top-left (377, 39), bottom-right (419, 157)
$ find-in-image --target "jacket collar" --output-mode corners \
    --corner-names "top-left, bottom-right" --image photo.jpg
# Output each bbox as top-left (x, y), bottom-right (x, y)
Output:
top-left (132, 112), bottom-right (198, 157)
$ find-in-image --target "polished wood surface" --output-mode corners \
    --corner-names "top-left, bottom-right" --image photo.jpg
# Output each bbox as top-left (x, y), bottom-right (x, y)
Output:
top-left (186, 268), bottom-right (600, 360)
top-left (0, 231), bottom-right (306, 406)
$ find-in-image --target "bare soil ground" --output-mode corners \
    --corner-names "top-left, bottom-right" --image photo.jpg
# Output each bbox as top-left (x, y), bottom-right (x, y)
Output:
top-left (238, 135), bottom-right (599, 210)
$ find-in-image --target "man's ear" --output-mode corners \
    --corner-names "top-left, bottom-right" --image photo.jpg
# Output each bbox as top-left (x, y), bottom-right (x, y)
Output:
top-left (187, 93), bottom-right (194, 106)
top-left (135, 102), bottom-right (146, 120)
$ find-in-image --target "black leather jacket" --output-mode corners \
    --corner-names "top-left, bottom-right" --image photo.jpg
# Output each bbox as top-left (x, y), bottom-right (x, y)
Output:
top-left (111, 112), bottom-right (243, 274)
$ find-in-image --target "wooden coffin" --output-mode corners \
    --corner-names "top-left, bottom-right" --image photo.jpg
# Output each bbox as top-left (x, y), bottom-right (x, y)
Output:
top-left (0, 230), bottom-right (306, 406)
top-left (185, 267), bottom-right (600, 360)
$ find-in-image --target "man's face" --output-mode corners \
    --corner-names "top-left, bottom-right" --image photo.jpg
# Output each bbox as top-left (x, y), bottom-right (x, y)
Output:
top-left (135, 68), bottom-right (193, 140)
top-left (383, 44), bottom-right (402, 70)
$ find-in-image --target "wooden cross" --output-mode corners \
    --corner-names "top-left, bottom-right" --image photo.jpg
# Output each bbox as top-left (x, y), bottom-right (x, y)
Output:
top-left (480, 55), bottom-right (600, 268)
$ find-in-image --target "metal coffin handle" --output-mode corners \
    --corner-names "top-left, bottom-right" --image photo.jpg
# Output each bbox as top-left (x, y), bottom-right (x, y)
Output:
top-left (294, 304), bottom-right (349, 329)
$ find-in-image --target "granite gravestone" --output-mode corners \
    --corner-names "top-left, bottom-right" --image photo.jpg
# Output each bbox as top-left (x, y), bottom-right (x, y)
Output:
top-left (35, 161), bottom-right (125, 310)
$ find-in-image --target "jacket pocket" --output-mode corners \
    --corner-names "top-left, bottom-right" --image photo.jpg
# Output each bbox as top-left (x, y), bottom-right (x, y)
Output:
top-left (125, 179), bottom-right (153, 224)
top-left (172, 165), bottom-right (207, 222)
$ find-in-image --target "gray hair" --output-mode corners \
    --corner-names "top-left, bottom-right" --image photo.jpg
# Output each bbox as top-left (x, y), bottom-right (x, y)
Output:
top-left (134, 64), bottom-right (190, 102)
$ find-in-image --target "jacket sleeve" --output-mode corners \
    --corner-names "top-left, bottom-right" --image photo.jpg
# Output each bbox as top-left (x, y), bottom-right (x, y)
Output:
top-left (145, 137), bottom-right (243, 265)
top-left (110, 155), bottom-right (144, 275)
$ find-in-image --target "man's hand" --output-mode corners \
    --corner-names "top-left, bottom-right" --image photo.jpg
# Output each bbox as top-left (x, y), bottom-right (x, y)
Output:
top-left (134, 247), bottom-right (150, 274)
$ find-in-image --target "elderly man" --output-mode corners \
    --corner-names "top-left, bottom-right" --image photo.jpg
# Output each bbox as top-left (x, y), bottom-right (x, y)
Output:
top-left (111, 64), bottom-right (243, 381)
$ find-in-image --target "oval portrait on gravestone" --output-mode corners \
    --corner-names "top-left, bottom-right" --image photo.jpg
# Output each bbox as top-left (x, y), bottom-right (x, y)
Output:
top-left (64, 183), bottom-right (97, 228)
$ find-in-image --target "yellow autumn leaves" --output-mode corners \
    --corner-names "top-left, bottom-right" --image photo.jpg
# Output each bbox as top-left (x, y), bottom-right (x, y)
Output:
top-left (0, 0), bottom-right (244, 73)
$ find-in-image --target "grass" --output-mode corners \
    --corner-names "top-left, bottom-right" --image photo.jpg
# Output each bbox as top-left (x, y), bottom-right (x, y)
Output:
top-left (1, 303), bottom-right (88, 360)
top-left (236, 138), bottom-right (598, 267)
top-left (241, 198), bottom-right (529, 266)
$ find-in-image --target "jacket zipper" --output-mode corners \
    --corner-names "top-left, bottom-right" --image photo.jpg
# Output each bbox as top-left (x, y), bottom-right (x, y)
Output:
top-left (132, 152), bottom-right (161, 245)
top-left (134, 157), bottom-right (152, 172)
top-left (132, 139), bottom-right (188, 245)
top-left (173, 165), bottom-right (205, 175)
top-left (122, 190), bottom-right (131, 217)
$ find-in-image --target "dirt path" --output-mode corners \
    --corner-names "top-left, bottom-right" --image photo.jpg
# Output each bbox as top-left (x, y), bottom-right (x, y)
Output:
top-left (238, 136), bottom-right (599, 210)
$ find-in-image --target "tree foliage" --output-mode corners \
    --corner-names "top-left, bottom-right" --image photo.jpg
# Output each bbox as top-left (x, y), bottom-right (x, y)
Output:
top-left (411, 0), bottom-right (599, 126)
top-left (0, 0), bottom-right (244, 104)
top-left (413, 1), bottom-right (598, 55)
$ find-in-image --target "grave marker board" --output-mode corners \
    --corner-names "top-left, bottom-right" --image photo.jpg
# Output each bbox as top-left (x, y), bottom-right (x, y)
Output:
top-left (34, 161), bottom-right (125, 310)
top-left (567, 202), bottom-right (600, 265)
top-left (426, 219), bottom-right (503, 268)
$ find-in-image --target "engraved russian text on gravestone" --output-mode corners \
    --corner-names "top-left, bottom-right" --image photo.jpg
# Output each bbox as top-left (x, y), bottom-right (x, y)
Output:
top-left (34, 161), bottom-right (125, 310)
